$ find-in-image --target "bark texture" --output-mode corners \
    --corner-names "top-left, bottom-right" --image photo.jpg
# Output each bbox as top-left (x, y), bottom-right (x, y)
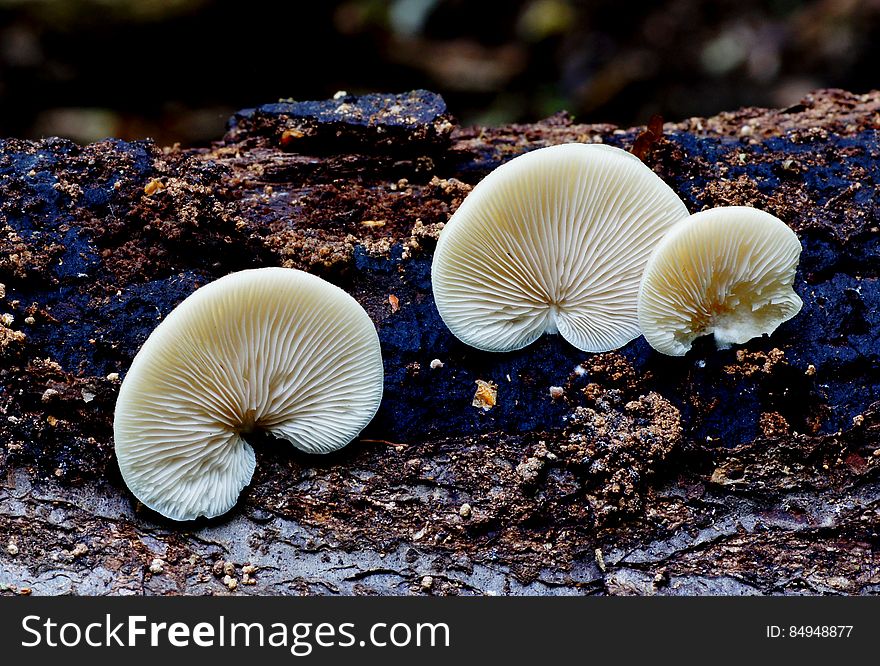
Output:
top-left (0, 89), bottom-right (878, 596)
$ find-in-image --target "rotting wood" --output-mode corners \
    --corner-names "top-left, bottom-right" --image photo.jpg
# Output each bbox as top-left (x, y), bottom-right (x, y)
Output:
top-left (0, 89), bottom-right (878, 595)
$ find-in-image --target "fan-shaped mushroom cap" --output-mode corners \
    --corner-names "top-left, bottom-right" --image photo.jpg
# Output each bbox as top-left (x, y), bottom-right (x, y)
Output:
top-left (637, 206), bottom-right (803, 356)
top-left (431, 143), bottom-right (689, 352)
top-left (113, 267), bottom-right (384, 521)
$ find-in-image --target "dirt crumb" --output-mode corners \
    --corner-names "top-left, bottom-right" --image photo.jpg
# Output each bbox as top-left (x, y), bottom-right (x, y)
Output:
top-left (472, 380), bottom-right (498, 411)
top-left (724, 348), bottom-right (787, 377)
top-left (516, 456), bottom-right (544, 484)
top-left (760, 412), bottom-right (791, 438)
top-left (563, 391), bottom-right (682, 525)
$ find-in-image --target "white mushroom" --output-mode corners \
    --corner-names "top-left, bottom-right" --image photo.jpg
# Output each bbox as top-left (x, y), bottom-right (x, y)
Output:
top-left (431, 143), bottom-right (689, 352)
top-left (113, 267), bottom-right (384, 521)
top-left (637, 206), bottom-right (803, 356)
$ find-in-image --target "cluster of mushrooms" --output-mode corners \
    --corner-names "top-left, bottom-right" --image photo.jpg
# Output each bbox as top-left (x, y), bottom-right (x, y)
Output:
top-left (114, 143), bottom-right (803, 521)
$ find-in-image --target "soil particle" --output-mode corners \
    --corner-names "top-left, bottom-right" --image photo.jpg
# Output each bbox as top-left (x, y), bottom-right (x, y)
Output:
top-left (472, 380), bottom-right (498, 411)
top-left (563, 391), bottom-right (682, 526)
top-left (0, 320), bottom-right (25, 353)
top-left (723, 348), bottom-right (787, 377)
top-left (516, 457), bottom-right (544, 485)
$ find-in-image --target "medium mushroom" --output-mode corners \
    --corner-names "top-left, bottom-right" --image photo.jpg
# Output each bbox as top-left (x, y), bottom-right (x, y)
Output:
top-left (637, 206), bottom-right (803, 356)
top-left (113, 267), bottom-right (384, 521)
top-left (431, 143), bottom-right (689, 353)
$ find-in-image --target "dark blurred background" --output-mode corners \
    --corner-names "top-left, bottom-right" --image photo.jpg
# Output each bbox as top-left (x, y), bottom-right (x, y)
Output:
top-left (0, 0), bottom-right (877, 145)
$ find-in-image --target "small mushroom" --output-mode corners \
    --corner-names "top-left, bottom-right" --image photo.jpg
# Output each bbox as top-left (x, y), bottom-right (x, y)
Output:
top-left (114, 267), bottom-right (384, 521)
top-left (431, 143), bottom-right (688, 352)
top-left (637, 206), bottom-right (802, 356)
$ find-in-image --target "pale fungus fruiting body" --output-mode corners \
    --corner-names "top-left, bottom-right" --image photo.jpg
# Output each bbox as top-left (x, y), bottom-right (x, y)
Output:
top-left (637, 206), bottom-right (803, 356)
top-left (114, 267), bottom-right (384, 521)
top-left (431, 143), bottom-right (689, 353)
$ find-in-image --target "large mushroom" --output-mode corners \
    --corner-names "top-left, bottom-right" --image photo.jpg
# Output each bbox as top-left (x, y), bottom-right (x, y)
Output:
top-left (431, 143), bottom-right (689, 352)
top-left (637, 206), bottom-right (803, 356)
top-left (113, 267), bottom-right (384, 521)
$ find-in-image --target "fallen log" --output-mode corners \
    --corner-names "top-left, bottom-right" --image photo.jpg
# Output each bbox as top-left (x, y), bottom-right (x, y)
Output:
top-left (0, 89), bottom-right (878, 595)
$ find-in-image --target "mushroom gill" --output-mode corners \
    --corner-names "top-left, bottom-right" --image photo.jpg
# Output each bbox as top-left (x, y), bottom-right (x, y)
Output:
top-left (113, 267), bottom-right (384, 521)
top-left (431, 143), bottom-right (690, 353)
top-left (637, 206), bottom-right (803, 356)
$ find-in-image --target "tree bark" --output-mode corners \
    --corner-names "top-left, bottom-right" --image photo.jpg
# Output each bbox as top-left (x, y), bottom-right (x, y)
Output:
top-left (0, 89), bottom-right (878, 595)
